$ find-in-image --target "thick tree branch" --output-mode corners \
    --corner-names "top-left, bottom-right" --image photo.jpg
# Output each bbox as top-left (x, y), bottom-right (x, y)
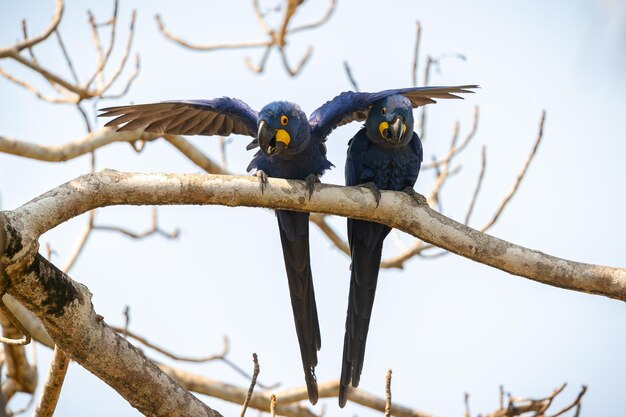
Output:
top-left (2, 171), bottom-right (624, 304)
top-left (0, 224), bottom-right (221, 416)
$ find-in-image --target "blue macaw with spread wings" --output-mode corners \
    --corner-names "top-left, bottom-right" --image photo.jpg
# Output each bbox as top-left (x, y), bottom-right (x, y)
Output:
top-left (99, 85), bottom-right (476, 404)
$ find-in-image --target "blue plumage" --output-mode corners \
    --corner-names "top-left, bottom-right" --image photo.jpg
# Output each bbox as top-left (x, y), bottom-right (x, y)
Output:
top-left (98, 85), bottom-right (474, 406)
top-left (340, 95), bottom-right (423, 407)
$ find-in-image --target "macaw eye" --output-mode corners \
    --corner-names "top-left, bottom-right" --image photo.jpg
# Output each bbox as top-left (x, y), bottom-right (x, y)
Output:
top-left (280, 115), bottom-right (289, 126)
top-left (381, 107), bottom-right (386, 116)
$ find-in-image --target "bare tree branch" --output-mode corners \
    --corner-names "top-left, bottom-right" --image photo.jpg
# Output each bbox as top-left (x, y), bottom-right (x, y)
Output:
top-left (31, 346), bottom-right (69, 417)
top-left (159, 363), bottom-right (315, 417)
top-left (464, 145), bottom-right (487, 225)
top-left (0, 314), bottom-right (36, 401)
top-left (275, 379), bottom-right (436, 417)
top-left (0, 128), bottom-right (160, 162)
top-left (384, 370), bottom-right (392, 417)
top-left (239, 353), bottom-right (260, 417)
top-left (411, 21), bottom-right (421, 87)
top-left (3, 171), bottom-right (625, 304)
top-left (155, 0), bottom-right (335, 76)
top-left (0, 0), bottom-right (64, 58)
top-left (482, 383), bottom-right (587, 417)
top-left (481, 110), bottom-right (545, 232)
top-left (111, 327), bottom-right (228, 364)
top-left (0, 298), bottom-right (30, 346)
top-left (343, 61), bottom-right (360, 92)
top-left (290, 0), bottom-right (337, 34)
top-left (0, 251), bottom-right (221, 416)
top-left (155, 14), bottom-right (272, 51)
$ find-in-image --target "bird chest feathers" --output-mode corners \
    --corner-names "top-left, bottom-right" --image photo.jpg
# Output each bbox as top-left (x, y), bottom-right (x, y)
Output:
top-left (362, 145), bottom-right (419, 190)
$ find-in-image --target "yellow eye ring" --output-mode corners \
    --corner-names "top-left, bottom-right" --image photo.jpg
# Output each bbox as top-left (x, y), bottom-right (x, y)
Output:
top-left (280, 115), bottom-right (289, 126)
top-left (381, 107), bottom-right (386, 116)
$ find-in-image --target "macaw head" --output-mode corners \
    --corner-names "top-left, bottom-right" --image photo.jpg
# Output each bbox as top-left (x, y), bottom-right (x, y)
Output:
top-left (365, 95), bottom-right (415, 149)
top-left (256, 101), bottom-right (310, 157)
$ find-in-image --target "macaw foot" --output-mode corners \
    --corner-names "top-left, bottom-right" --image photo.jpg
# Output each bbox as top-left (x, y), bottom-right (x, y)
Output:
top-left (304, 174), bottom-right (321, 200)
top-left (403, 186), bottom-right (427, 205)
top-left (361, 182), bottom-right (381, 208)
top-left (255, 169), bottom-right (269, 194)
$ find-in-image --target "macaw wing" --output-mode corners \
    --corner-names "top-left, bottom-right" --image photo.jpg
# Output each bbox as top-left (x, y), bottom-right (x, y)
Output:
top-left (309, 85), bottom-right (477, 140)
top-left (99, 97), bottom-right (259, 139)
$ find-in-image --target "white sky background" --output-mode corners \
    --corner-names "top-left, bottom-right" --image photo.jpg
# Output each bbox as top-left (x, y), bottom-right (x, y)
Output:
top-left (1, 1), bottom-right (626, 416)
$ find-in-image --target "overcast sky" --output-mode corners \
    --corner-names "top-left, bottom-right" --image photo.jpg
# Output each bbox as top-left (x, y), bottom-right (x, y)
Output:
top-left (1, 1), bottom-right (626, 416)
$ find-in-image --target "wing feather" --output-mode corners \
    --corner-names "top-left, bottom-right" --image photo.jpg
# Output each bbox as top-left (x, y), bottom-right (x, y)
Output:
top-left (99, 97), bottom-right (259, 138)
top-left (309, 85), bottom-right (477, 140)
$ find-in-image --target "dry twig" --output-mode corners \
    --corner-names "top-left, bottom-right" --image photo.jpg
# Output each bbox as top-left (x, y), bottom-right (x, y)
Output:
top-left (31, 346), bottom-right (69, 417)
top-left (240, 353), bottom-right (260, 417)
top-left (482, 383), bottom-right (587, 417)
top-left (384, 370), bottom-right (392, 417)
top-left (156, 0), bottom-right (336, 76)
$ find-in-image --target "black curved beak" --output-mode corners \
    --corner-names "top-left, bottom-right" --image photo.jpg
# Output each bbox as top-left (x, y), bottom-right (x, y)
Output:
top-left (389, 116), bottom-right (405, 144)
top-left (257, 121), bottom-right (286, 156)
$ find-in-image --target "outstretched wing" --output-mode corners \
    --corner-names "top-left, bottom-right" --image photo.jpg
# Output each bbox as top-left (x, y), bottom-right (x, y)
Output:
top-left (99, 97), bottom-right (259, 138)
top-left (309, 85), bottom-right (477, 140)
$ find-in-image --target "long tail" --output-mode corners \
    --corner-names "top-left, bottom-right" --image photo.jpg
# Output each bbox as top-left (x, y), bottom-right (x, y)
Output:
top-left (277, 211), bottom-right (321, 404)
top-left (339, 219), bottom-right (390, 407)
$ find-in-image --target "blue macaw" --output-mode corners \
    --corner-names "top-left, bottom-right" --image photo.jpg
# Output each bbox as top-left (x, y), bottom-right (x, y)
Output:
top-left (98, 85), bottom-right (475, 404)
top-left (338, 92), bottom-right (475, 406)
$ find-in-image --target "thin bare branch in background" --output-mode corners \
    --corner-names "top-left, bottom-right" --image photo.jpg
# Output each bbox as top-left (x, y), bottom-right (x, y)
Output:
top-left (0, 299), bottom-right (31, 347)
top-left (464, 145), bottom-right (487, 225)
top-left (0, 0), bottom-right (64, 58)
top-left (419, 52), bottom-right (467, 141)
top-left (343, 60), bottom-right (360, 92)
top-left (278, 45), bottom-right (313, 77)
top-left (61, 210), bottom-right (95, 274)
top-left (384, 370), bottom-right (392, 417)
top-left (309, 214), bottom-right (350, 256)
top-left (412, 21), bottom-right (422, 87)
top-left (269, 394), bottom-right (277, 417)
top-left (156, 0), bottom-right (336, 76)
top-left (109, 322), bottom-right (278, 390)
top-left (419, 55), bottom-right (433, 138)
top-left (549, 385), bottom-right (587, 417)
top-left (0, 308), bottom-right (37, 404)
top-left (44, 244), bottom-right (56, 261)
top-left (219, 137), bottom-right (229, 169)
top-left (482, 383), bottom-right (587, 417)
top-left (240, 353), bottom-right (260, 417)
top-left (244, 45), bottom-right (273, 74)
top-left (20, 20), bottom-right (40, 65)
top-left (0, 1), bottom-right (138, 104)
top-left (53, 30), bottom-right (79, 84)
top-left (85, 1), bottom-right (120, 89)
top-left (155, 14), bottom-right (271, 51)
top-left (93, 207), bottom-right (180, 240)
top-left (110, 327), bottom-right (229, 364)
top-left (422, 106), bottom-right (480, 170)
top-left (464, 392), bottom-right (471, 417)
top-left (480, 110), bottom-right (545, 233)
top-left (122, 306), bottom-right (130, 338)
top-left (31, 347), bottom-right (69, 417)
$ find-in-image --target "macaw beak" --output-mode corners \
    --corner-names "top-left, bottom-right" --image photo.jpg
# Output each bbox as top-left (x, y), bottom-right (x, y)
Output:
top-left (257, 120), bottom-right (287, 156)
top-left (389, 115), bottom-right (406, 144)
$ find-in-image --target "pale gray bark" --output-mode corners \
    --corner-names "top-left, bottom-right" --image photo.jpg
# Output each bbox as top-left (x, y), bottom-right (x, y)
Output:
top-left (5, 170), bottom-right (626, 303)
top-left (0, 169), bottom-right (623, 417)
